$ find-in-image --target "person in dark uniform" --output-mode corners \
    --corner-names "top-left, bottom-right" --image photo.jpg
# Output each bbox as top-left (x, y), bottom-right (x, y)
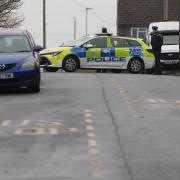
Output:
top-left (150, 26), bottom-right (163, 75)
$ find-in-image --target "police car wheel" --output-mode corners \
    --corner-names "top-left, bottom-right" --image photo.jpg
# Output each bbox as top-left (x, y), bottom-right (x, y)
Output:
top-left (62, 56), bottom-right (78, 72)
top-left (128, 58), bottom-right (144, 74)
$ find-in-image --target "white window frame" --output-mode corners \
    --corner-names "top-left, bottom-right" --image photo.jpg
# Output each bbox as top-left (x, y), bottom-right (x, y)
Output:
top-left (131, 27), bottom-right (147, 39)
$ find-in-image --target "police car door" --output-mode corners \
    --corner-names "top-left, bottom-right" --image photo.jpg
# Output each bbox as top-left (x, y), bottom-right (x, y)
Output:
top-left (110, 37), bottom-right (130, 68)
top-left (81, 37), bottom-right (109, 68)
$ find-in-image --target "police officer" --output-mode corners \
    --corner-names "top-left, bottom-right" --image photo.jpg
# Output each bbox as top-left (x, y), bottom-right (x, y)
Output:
top-left (150, 26), bottom-right (163, 75)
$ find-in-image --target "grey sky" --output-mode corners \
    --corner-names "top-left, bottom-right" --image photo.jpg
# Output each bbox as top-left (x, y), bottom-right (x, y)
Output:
top-left (21, 0), bottom-right (117, 47)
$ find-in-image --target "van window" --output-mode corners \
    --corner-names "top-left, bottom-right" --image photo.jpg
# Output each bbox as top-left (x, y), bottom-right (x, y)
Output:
top-left (162, 34), bottom-right (179, 45)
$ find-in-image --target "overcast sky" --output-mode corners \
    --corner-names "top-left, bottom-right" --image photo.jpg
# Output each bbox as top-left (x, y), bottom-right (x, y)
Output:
top-left (20, 0), bottom-right (117, 47)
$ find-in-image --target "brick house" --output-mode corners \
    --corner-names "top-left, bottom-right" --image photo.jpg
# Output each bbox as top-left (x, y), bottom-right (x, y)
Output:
top-left (117, 0), bottom-right (179, 40)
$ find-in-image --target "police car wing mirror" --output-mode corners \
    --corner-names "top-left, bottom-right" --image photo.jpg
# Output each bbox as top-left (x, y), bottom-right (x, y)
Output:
top-left (84, 44), bottom-right (94, 49)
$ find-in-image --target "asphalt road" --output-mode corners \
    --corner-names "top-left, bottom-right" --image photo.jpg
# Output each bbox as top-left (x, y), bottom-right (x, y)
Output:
top-left (0, 72), bottom-right (180, 180)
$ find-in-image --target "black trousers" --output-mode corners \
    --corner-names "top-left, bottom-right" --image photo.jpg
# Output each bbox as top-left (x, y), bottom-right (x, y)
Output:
top-left (153, 49), bottom-right (161, 75)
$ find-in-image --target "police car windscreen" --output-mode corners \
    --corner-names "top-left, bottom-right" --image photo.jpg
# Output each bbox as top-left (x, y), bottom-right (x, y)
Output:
top-left (62, 36), bottom-right (92, 47)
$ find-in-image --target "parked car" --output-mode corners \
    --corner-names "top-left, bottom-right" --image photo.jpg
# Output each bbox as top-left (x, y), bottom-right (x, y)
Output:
top-left (0, 28), bottom-right (43, 92)
top-left (40, 33), bottom-right (154, 73)
top-left (147, 21), bottom-right (179, 70)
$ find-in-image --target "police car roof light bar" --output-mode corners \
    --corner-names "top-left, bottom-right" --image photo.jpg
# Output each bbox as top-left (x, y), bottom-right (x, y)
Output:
top-left (95, 33), bottom-right (113, 36)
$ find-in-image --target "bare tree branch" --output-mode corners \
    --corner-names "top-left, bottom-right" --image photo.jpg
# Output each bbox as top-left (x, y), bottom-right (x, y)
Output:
top-left (0, 0), bottom-right (24, 28)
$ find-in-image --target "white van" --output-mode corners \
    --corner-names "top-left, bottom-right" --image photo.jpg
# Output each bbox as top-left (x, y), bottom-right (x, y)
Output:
top-left (147, 21), bottom-right (179, 70)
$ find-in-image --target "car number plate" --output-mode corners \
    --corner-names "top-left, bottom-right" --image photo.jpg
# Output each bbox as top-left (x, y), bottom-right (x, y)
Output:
top-left (0, 73), bottom-right (14, 79)
top-left (163, 60), bottom-right (178, 64)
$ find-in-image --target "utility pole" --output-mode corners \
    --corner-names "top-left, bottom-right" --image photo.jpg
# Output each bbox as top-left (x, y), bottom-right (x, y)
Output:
top-left (43, 0), bottom-right (46, 48)
top-left (72, 17), bottom-right (77, 40)
top-left (85, 8), bottom-right (93, 36)
top-left (164, 0), bottom-right (168, 21)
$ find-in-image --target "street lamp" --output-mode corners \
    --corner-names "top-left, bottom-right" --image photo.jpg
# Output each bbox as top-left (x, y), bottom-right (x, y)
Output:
top-left (43, 0), bottom-right (46, 48)
top-left (72, 17), bottom-right (77, 40)
top-left (164, 0), bottom-right (168, 21)
top-left (85, 8), bottom-right (93, 36)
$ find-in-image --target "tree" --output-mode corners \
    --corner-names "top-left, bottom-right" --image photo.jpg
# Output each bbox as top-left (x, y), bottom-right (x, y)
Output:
top-left (0, 0), bottom-right (24, 28)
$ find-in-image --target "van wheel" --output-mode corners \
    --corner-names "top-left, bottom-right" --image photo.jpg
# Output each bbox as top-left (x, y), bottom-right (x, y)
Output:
top-left (62, 56), bottom-right (78, 72)
top-left (128, 58), bottom-right (144, 74)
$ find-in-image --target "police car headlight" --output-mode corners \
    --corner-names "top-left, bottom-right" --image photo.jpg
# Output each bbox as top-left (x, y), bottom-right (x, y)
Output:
top-left (41, 51), bottom-right (62, 57)
top-left (21, 60), bottom-right (35, 69)
top-left (52, 51), bottom-right (62, 57)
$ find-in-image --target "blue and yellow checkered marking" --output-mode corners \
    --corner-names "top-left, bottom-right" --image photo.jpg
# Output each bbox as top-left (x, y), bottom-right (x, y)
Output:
top-left (71, 47), bottom-right (143, 62)
top-left (130, 46), bottom-right (143, 57)
top-left (72, 47), bottom-right (86, 58)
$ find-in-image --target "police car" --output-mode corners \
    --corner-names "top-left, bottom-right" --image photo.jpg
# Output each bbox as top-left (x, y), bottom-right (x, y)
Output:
top-left (40, 33), bottom-right (154, 73)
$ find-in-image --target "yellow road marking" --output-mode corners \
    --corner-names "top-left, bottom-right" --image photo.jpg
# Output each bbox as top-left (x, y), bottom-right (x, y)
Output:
top-left (175, 100), bottom-right (180, 104)
top-left (148, 99), bottom-right (157, 103)
top-left (86, 126), bottom-right (94, 131)
top-left (84, 109), bottom-right (91, 113)
top-left (158, 99), bottom-right (167, 103)
top-left (87, 132), bottom-right (95, 138)
top-left (50, 128), bottom-right (59, 135)
top-left (1, 120), bottom-right (10, 126)
top-left (88, 139), bottom-right (97, 146)
top-left (84, 113), bottom-right (92, 118)
top-left (36, 119), bottom-right (62, 126)
top-left (89, 148), bottom-right (99, 155)
top-left (133, 100), bottom-right (140, 103)
top-left (69, 128), bottom-right (78, 133)
top-left (119, 90), bottom-right (125, 93)
top-left (20, 120), bottom-right (30, 126)
top-left (90, 159), bottom-right (100, 165)
top-left (123, 97), bottom-right (129, 101)
top-left (36, 128), bottom-right (45, 135)
top-left (92, 170), bottom-right (103, 177)
top-left (85, 119), bottom-right (93, 124)
top-left (15, 128), bottom-right (23, 135)
top-left (130, 109), bottom-right (137, 114)
top-left (127, 104), bottom-right (133, 109)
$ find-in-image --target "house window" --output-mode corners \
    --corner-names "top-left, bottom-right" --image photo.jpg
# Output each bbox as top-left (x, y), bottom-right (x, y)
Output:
top-left (131, 28), bottom-right (147, 41)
